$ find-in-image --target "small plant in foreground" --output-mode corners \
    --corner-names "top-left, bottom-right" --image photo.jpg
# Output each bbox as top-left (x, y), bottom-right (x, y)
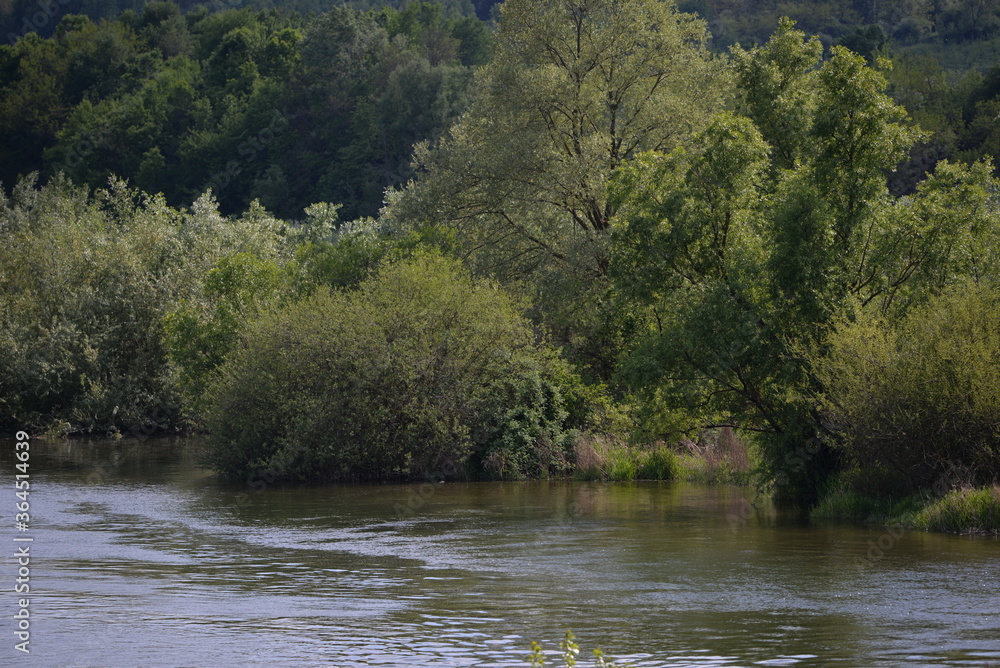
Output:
top-left (528, 630), bottom-right (627, 667)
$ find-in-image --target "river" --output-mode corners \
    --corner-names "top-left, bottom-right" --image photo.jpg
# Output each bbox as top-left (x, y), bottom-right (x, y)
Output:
top-left (1, 437), bottom-right (998, 666)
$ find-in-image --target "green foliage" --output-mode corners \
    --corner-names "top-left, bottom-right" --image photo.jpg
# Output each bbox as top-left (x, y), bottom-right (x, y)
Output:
top-left (837, 24), bottom-right (889, 64)
top-left (604, 449), bottom-right (641, 482)
top-left (697, 0), bottom-right (999, 50)
top-left (815, 282), bottom-right (1000, 494)
top-left (2, 2), bottom-right (485, 220)
top-left (376, 1), bottom-right (491, 66)
top-left (163, 250), bottom-right (285, 409)
top-left (811, 478), bottom-right (1000, 534)
top-left (730, 17), bottom-right (823, 171)
top-left (571, 436), bottom-right (678, 481)
top-left (6, 1), bottom-right (1000, 509)
top-left (673, 428), bottom-right (754, 485)
top-left (163, 206), bottom-right (464, 421)
top-left (914, 486), bottom-right (1000, 533)
top-left (635, 446), bottom-right (679, 481)
top-left (0, 175), bottom-right (288, 435)
top-left (529, 631), bottom-right (626, 668)
top-left (609, 23), bottom-right (999, 505)
top-left (810, 473), bottom-right (924, 523)
top-left (203, 252), bottom-right (573, 482)
top-left (471, 359), bottom-right (575, 480)
top-left (391, 0), bottom-right (724, 272)
top-left (385, 0), bottom-right (726, 375)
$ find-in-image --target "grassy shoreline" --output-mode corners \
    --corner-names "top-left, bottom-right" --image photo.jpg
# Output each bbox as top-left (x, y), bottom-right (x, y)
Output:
top-left (812, 482), bottom-right (1000, 535)
top-left (571, 427), bottom-right (755, 485)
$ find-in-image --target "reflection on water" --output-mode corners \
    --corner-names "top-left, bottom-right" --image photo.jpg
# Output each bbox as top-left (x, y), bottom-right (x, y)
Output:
top-left (1, 438), bottom-right (998, 666)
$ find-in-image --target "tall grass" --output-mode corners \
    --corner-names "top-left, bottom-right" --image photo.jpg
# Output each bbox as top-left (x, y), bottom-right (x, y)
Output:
top-left (914, 486), bottom-right (1000, 534)
top-left (572, 428), bottom-right (755, 483)
top-left (812, 474), bottom-right (1000, 535)
top-left (674, 427), bottom-right (754, 485)
top-left (572, 435), bottom-right (678, 481)
top-left (810, 480), bottom-right (922, 524)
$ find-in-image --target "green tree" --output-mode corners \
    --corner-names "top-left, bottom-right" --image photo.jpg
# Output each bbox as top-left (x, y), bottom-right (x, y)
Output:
top-left (389, 0), bottom-right (724, 279)
top-left (815, 282), bottom-right (1000, 494)
top-left (385, 0), bottom-right (725, 377)
top-left (0, 35), bottom-right (71, 186)
top-left (274, 5), bottom-right (474, 219)
top-left (610, 24), bottom-right (993, 504)
top-left (0, 176), bottom-right (290, 435)
top-left (730, 17), bottom-right (823, 172)
top-left (164, 250), bottom-right (284, 411)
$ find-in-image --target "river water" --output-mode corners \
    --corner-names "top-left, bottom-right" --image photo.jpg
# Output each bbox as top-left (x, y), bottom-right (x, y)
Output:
top-left (1, 438), bottom-right (998, 667)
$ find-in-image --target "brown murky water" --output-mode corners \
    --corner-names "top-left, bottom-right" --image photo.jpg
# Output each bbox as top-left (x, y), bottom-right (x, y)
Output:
top-left (2, 438), bottom-right (998, 666)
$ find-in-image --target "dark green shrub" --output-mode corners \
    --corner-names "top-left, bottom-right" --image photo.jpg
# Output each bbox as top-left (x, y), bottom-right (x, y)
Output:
top-left (204, 252), bottom-right (572, 482)
top-left (471, 360), bottom-right (574, 479)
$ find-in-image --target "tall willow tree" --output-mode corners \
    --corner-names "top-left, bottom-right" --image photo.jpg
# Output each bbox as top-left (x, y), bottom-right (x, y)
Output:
top-left (386, 0), bottom-right (725, 375)
top-left (612, 20), bottom-right (1000, 505)
top-left (391, 0), bottom-right (723, 277)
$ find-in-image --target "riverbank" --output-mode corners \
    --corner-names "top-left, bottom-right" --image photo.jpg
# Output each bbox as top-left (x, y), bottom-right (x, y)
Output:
top-left (14, 436), bottom-right (997, 667)
top-left (812, 481), bottom-right (1000, 535)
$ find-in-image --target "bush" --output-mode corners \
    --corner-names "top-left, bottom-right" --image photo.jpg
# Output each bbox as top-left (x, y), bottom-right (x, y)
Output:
top-left (163, 213), bottom-right (455, 418)
top-left (471, 359), bottom-right (575, 480)
top-left (0, 176), bottom-right (287, 435)
top-left (204, 252), bottom-right (574, 482)
top-left (810, 473), bottom-right (923, 524)
top-left (816, 282), bottom-right (1000, 494)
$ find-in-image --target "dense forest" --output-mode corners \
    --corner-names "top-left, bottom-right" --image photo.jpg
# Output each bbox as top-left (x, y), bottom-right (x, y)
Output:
top-left (1, 0), bottom-right (494, 219)
top-left (2, 0), bottom-right (999, 526)
top-left (5, 0), bottom-right (1000, 219)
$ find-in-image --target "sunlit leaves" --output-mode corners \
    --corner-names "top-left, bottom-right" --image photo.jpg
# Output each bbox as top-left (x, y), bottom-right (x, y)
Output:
top-left (730, 17), bottom-right (822, 171)
top-left (816, 283), bottom-right (1000, 492)
top-left (0, 177), bottom-right (293, 435)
